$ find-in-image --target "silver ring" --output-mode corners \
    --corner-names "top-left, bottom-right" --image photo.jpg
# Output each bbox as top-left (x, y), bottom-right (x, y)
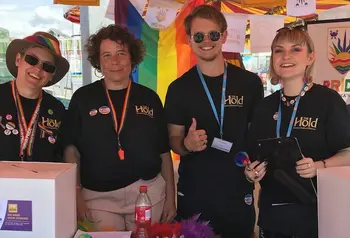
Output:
top-left (246, 164), bottom-right (252, 171)
top-left (307, 163), bottom-right (311, 168)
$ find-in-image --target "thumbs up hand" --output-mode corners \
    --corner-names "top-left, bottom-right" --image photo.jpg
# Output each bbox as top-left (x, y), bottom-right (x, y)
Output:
top-left (184, 118), bottom-right (208, 152)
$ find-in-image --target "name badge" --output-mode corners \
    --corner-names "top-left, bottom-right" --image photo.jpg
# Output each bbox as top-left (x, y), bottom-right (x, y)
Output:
top-left (211, 137), bottom-right (233, 153)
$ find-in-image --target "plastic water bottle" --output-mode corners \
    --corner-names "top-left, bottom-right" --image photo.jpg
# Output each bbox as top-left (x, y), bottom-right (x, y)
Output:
top-left (134, 186), bottom-right (151, 238)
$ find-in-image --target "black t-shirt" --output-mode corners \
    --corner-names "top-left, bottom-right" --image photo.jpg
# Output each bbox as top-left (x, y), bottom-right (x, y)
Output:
top-left (61, 80), bottom-right (169, 192)
top-left (0, 81), bottom-right (65, 162)
top-left (165, 63), bottom-right (263, 200)
top-left (247, 84), bottom-right (350, 236)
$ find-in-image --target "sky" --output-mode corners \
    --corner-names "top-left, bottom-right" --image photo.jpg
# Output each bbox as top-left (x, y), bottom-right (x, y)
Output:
top-left (0, 0), bottom-right (79, 38)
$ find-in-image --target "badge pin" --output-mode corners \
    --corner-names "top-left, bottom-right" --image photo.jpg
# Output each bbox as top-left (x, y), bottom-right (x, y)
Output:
top-left (12, 129), bottom-right (18, 135)
top-left (6, 122), bottom-right (15, 130)
top-left (6, 114), bottom-right (12, 120)
top-left (48, 136), bottom-right (56, 144)
top-left (99, 106), bottom-right (111, 115)
top-left (4, 129), bottom-right (11, 136)
top-left (273, 112), bottom-right (278, 121)
top-left (89, 109), bottom-right (98, 117)
top-left (48, 109), bottom-right (54, 115)
top-left (244, 194), bottom-right (253, 206)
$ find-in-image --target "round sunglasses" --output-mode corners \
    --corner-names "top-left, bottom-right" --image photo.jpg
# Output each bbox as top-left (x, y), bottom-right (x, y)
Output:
top-left (23, 54), bottom-right (56, 74)
top-left (191, 31), bottom-right (222, 43)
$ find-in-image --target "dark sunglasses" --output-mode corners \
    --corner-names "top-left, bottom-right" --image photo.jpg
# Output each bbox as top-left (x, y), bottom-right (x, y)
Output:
top-left (24, 54), bottom-right (56, 74)
top-left (191, 31), bottom-right (222, 43)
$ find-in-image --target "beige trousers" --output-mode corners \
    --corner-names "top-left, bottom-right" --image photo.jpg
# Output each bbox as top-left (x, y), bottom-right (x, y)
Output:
top-left (82, 174), bottom-right (166, 232)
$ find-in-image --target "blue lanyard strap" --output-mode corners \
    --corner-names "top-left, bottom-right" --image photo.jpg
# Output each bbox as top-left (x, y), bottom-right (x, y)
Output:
top-left (196, 64), bottom-right (227, 138)
top-left (276, 83), bottom-right (306, 138)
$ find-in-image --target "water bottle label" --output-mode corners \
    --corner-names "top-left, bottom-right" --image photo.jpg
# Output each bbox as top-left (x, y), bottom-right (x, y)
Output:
top-left (135, 206), bottom-right (151, 223)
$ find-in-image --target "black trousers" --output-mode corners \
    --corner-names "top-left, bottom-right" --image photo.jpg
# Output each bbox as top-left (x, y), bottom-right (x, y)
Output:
top-left (176, 192), bottom-right (255, 238)
top-left (258, 202), bottom-right (318, 238)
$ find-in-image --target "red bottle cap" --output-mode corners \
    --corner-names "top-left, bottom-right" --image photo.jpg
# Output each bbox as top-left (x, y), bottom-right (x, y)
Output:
top-left (140, 185), bottom-right (147, 192)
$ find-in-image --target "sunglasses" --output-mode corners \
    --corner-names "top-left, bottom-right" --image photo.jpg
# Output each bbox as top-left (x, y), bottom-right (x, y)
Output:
top-left (191, 31), bottom-right (222, 43)
top-left (24, 54), bottom-right (56, 74)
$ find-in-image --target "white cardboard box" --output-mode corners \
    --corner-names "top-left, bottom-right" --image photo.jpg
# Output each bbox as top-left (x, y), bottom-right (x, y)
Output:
top-left (74, 230), bottom-right (132, 238)
top-left (0, 161), bottom-right (77, 238)
top-left (317, 166), bottom-right (350, 238)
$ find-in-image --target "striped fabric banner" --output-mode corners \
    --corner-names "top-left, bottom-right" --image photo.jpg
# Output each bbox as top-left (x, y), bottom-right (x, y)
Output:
top-left (115, 0), bottom-right (205, 102)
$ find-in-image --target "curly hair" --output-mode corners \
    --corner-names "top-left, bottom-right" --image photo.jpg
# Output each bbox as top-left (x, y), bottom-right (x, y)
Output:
top-left (85, 24), bottom-right (145, 72)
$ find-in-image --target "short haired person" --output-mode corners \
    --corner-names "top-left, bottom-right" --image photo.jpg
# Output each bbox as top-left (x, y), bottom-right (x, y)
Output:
top-left (165, 5), bottom-right (264, 238)
top-left (61, 24), bottom-right (176, 231)
top-left (0, 32), bottom-right (69, 162)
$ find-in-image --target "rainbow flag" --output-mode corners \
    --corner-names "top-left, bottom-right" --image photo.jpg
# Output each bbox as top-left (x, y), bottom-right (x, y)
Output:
top-left (115, 0), bottom-right (206, 102)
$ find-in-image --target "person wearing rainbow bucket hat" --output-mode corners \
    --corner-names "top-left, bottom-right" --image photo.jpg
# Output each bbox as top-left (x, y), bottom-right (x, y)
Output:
top-left (0, 31), bottom-right (69, 162)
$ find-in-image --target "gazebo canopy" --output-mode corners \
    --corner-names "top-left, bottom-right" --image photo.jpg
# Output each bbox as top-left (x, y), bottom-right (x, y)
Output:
top-left (63, 0), bottom-right (350, 24)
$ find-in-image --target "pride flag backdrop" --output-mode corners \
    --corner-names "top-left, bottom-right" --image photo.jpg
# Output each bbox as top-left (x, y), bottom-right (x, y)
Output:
top-left (114, 0), bottom-right (243, 102)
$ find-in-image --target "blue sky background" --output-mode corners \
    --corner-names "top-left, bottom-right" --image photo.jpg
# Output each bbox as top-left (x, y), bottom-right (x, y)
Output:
top-left (0, 0), bottom-right (79, 38)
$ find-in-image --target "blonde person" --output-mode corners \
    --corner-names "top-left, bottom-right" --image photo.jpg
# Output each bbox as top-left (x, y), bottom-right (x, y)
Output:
top-left (246, 26), bottom-right (350, 238)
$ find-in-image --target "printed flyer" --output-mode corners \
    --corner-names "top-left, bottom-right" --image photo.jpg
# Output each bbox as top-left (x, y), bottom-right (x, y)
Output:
top-left (0, 200), bottom-right (32, 231)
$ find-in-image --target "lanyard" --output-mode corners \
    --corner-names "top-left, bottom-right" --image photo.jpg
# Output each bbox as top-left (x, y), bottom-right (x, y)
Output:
top-left (196, 64), bottom-right (227, 138)
top-left (11, 80), bottom-right (42, 160)
top-left (103, 80), bottom-right (131, 160)
top-left (276, 83), bottom-right (306, 138)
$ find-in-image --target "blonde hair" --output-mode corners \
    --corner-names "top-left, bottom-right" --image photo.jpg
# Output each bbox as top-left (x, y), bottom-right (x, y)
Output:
top-left (184, 5), bottom-right (227, 36)
top-left (269, 28), bottom-right (315, 80)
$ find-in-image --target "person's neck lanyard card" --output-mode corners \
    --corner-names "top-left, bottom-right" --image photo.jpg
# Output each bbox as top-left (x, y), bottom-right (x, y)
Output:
top-left (196, 64), bottom-right (232, 153)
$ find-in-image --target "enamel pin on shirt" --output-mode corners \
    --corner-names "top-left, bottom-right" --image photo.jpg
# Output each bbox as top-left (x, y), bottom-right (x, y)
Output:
top-left (99, 106), bottom-right (111, 115)
top-left (89, 109), bottom-right (98, 116)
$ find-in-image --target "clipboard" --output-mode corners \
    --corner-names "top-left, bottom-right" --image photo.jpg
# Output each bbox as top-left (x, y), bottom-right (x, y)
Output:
top-left (254, 137), bottom-right (317, 204)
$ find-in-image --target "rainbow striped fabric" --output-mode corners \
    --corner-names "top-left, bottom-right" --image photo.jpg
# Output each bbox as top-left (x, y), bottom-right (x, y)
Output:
top-left (25, 33), bottom-right (62, 57)
top-left (115, 0), bottom-right (206, 102)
